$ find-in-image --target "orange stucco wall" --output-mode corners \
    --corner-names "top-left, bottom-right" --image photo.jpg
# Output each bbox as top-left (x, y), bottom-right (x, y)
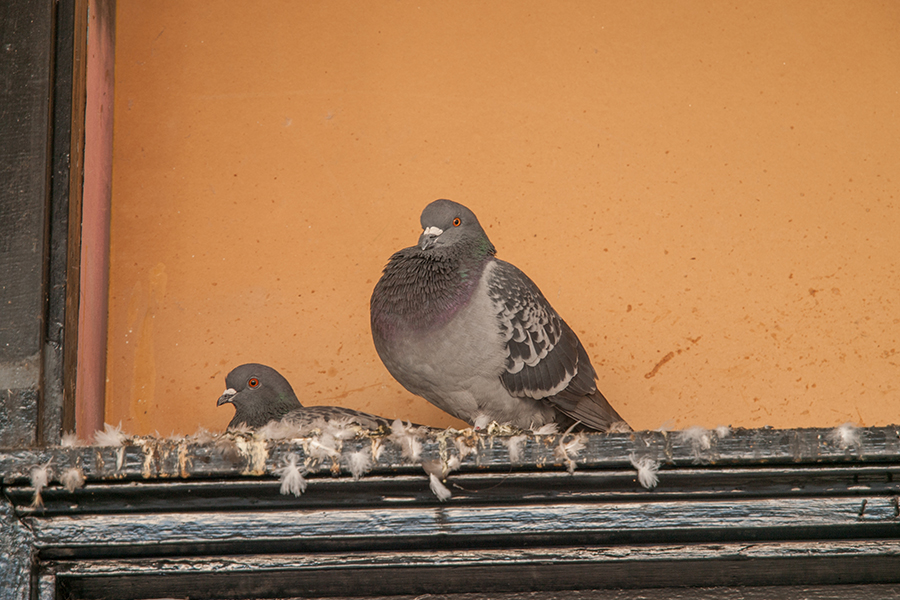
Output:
top-left (108, 1), bottom-right (900, 436)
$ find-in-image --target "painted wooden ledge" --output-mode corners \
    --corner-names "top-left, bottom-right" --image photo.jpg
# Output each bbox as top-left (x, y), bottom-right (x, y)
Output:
top-left (2, 425), bottom-right (900, 599)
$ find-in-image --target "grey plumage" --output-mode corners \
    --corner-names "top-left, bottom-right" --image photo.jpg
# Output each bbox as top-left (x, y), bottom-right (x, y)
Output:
top-left (217, 363), bottom-right (399, 431)
top-left (370, 199), bottom-right (629, 432)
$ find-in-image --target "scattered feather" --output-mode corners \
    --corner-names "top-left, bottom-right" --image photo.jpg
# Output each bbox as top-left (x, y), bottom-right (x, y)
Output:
top-left (60, 431), bottom-right (83, 447)
top-left (715, 425), bottom-right (732, 439)
top-left (307, 433), bottom-right (341, 463)
top-left (629, 454), bottom-right (660, 490)
top-left (274, 454), bottom-right (307, 497)
top-left (323, 418), bottom-right (362, 441)
top-left (401, 437), bottom-right (422, 462)
top-left (390, 419), bottom-right (423, 462)
top-left (607, 421), bottom-right (632, 434)
top-left (555, 433), bottom-right (587, 474)
top-left (446, 455), bottom-right (461, 473)
top-left (61, 467), bottom-right (85, 492)
top-left (257, 419), bottom-right (302, 441)
top-left (453, 436), bottom-right (478, 462)
top-left (505, 434), bottom-right (528, 463)
top-left (189, 426), bottom-right (215, 445)
top-left (30, 460), bottom-right (53, 508)
top-left (679, 426), bottom-right (713, 461)
top-left (829, 422), bottom-right (861, 452)
top-left (531, 422), bottom-right (559, 436)
top-left (116, 447), bottom-right (126, 471)
top-left (215, 436), bottom-right (243, 464)
top-left (421, 459), bottom-right (443, 479)
top-left (428, 472), bottom-right (452, 502)
top-left (346, 450), bottom-right (372, 481)
top-left (228, 423), bottom-right (254, 436)
top-left (94, 422), bottom-right (128, 447)
top-left (655, 420), bottom-right (675, 433)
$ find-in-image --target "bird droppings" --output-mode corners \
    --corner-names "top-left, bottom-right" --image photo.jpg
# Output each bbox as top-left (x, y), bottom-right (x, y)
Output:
top-left (370, 437), bottom-right (385, 462)
top-left (451, 433), bottom-right (478, 462)
top-left (234, 435), bottom-right (269, 475)
top-left (135, 438), bottom-right (157, 479)
top-left (177, 441), bottom-right (191, 478)
top-left (629, 453), bottom-right (660, 490)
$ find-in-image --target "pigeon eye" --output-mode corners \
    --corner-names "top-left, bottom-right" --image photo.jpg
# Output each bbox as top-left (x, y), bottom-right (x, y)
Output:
top-left (452, 217), bottom-right (461, 227)
top-left (248, 378), bottom-right (260, 388)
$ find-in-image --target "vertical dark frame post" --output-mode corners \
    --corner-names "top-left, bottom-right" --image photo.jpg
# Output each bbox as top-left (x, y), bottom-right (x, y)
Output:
top-left (0, 0), bottom-right (86, 447)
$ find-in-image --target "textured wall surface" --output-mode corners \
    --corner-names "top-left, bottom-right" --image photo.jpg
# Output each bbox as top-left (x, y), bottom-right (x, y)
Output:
top-left (107, 1), bottom-right (900, 435)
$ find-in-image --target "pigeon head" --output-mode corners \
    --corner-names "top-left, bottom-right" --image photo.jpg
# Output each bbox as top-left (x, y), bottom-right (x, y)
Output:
top-left (371, 199), bottom-right (498, 335)
top-left (418, 199), bottom-right (494, 255)
top-left (216, 363), bottom-right (303, 429)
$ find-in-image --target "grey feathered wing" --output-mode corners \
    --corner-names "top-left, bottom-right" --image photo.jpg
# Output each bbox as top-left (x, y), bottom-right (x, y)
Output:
top-left (282, 406), bottom-right (394, 430)
top-left (282, 406), bottom-right (430, 432)
top-left (489, 260), bottom-right (629, 431)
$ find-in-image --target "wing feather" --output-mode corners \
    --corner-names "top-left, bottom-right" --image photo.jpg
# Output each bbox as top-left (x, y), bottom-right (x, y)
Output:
top-left (489, 260), bottom-right (629, 431)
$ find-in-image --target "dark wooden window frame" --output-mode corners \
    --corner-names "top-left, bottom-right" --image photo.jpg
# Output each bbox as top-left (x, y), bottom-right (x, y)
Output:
top-left (2, 427), bottom-right (900, 599)
top-left (2, 2), bottom-right (899, 599)
top-left (1, 0), bottom-right (86, 448)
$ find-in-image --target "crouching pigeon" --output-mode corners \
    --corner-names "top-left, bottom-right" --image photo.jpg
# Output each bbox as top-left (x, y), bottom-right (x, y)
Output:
top-left (217, 363), bottom-right (401, 431)
top-left (370, 199), bottom-right (630, 432)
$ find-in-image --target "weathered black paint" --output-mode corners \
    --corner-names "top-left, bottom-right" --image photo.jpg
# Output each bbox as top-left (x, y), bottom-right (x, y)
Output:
top-left (1, 427), bottom-right (899, 598)
top-left (0, 0), bottom-right (82, 447)
top-left (0, 0), bottom-right (54, 448)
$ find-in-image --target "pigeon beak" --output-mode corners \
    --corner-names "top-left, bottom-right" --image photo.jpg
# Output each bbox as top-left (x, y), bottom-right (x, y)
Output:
top-left (216, 388), bottom-right (237, 406)
top-left (419, 226), bottom-right (443, 250)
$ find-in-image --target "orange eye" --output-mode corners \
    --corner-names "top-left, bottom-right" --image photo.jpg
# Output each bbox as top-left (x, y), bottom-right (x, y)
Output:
top-left (248, 378), bottom-right (260, 388)
top-left (452, 217), bottom-right (461, 227)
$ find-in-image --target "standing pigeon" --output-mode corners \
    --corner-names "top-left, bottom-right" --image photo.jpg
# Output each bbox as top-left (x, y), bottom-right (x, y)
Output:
top-left (217, 363), bottom-right (403, 431)
top-left (370, 199), bottom-right (629, 432)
